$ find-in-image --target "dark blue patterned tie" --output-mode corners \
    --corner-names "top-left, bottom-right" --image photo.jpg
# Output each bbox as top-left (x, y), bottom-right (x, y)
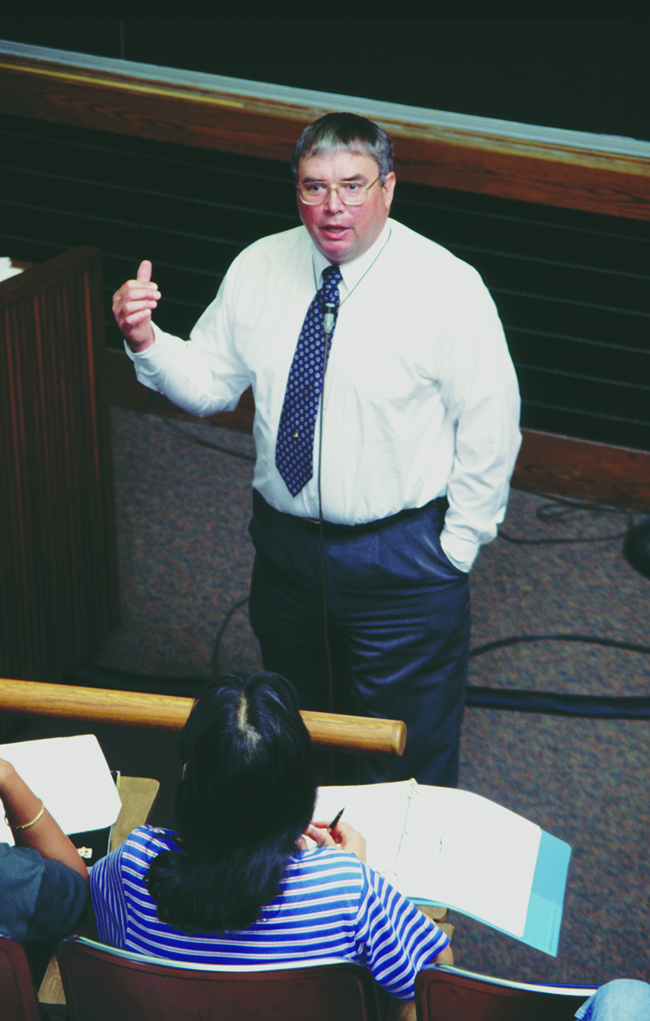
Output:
top-left (275, 265), bottom-right (342, 496)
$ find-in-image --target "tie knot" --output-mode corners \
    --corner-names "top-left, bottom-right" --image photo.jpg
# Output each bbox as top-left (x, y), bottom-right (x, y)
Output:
top-left (322, 265), bottom-right (342, 292)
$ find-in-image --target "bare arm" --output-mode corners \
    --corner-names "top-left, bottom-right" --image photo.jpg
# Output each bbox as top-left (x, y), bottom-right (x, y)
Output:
top-left (0, 758), bottom-right (88, 882)
top-left (112, 259), bottom-right (160, 353)
top-left (432, 943), bottom-right (453, 964)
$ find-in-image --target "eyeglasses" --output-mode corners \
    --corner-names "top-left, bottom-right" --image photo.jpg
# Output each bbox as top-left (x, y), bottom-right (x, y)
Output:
top-left (297, 176), bottom-right (381, 206)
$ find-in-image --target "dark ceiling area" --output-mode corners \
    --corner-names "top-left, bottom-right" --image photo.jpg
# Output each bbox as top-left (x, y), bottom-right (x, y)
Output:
top-left (0, 18), bottom-right (648, 142)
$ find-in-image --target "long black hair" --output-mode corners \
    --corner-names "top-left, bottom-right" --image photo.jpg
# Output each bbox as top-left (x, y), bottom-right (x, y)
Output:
top-left (146, 672), bottom-right (316, 933)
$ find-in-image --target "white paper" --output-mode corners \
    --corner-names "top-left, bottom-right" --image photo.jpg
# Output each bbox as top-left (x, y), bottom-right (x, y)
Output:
top-left (314, 781), bottom-right (541, 938)
top-left (0, 734), bottom-right (122, 845)
top-left (0, 257), bottom-right (24, 282)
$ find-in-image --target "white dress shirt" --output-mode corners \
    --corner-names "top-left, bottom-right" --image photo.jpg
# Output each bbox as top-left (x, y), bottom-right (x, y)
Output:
top-left (128, 219), bottom-right (521, 572)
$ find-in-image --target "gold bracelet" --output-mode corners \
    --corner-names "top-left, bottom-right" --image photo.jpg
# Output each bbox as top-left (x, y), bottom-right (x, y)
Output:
top-left (5, 799), bottom-right (45, 831)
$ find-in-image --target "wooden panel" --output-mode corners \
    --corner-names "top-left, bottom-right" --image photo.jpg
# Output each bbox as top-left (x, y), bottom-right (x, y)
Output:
top-left (514, 429), bottom-right (650, 511)
top-left (110, 776), bottom-right (161, 851)
top-left (0, 248), bottom-right (119, 682)
top-left (106, 349), bottom-right (650, 510)
top-left (0, 53), bottom-right (648, 220)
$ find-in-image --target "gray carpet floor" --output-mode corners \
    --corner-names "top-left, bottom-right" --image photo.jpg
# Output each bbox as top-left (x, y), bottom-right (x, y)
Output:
top-left (20, 406), bottom-right (650, 988)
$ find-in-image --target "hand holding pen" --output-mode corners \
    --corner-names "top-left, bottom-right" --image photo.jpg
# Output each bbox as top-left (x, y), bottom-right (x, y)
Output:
top-left (298, 807), bottom-right (367, 862)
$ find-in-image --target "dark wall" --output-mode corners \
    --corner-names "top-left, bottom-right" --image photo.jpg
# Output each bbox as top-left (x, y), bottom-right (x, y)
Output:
top-left (1, 18), bottom-right (649, 142)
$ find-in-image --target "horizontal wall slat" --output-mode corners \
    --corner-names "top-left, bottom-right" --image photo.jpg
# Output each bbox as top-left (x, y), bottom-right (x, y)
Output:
top-left (0, 48), bottom-right (649, 221)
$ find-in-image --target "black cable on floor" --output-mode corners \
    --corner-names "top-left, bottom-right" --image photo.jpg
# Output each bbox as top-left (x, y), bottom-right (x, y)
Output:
top-left (210, 596), bottom-right (251, 677)
top-left (162, 419), bottom-right (256, 462)
top-left (470, 633), bottom-right (650, 658)
top-left (499, 492), bottom-right (635, 545)
top-left (465, 687), bottom-right (650, 719)
top-left (466, 632), bottom-right (650, 718)
top-left (499, 529), bottom-right (631, 545)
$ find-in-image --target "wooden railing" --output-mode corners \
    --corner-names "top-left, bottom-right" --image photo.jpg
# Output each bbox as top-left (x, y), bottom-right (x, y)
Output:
top-left (0, 679), bottom-right (406, 756)
top-left (0, 41), bottom-right (649, 221)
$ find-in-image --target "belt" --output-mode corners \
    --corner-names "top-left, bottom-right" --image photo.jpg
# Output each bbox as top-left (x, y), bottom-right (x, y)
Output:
top-left (254, 490), bottom-right (448, 538)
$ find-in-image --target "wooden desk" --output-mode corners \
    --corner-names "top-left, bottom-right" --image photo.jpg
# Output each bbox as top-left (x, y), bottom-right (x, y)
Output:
top-left (109, 776), bottom-right (161, 852)
top-left (38, 776), bottom-right (160, 1015)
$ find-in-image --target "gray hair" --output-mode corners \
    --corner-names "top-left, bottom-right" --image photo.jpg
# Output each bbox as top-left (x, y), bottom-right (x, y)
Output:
top-left (291, 112), bottom-right (394, 183)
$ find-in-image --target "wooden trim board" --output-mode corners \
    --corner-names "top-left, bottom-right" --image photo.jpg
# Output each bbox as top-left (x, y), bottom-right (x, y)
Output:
top-left (513, 429), bottom-right (650, 510)
top-left (0, 45), bottom-right (649, 220)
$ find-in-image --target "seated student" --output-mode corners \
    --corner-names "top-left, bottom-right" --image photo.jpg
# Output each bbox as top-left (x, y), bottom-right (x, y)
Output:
top-left (0, 756), bottom-right (88, 944)
top-left (90, 672), bottom-right (452, 1001)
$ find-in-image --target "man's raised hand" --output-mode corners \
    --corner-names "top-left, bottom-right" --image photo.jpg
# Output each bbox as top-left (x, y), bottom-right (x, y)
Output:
top-left (112, 260), bottom-right (160, 352)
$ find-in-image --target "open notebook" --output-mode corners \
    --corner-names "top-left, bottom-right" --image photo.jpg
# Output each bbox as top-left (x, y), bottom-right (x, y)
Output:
top-left (0, 734), bottom-right (123, 847)
top-left (314, 780), bottom-right (571, 956)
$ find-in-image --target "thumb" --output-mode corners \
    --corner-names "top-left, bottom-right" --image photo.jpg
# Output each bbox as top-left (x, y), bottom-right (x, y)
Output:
top-left (136, 260), bottom-right (152, 282)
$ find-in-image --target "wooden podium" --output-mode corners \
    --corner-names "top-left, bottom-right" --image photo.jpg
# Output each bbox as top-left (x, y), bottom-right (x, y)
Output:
top-left (0, 248), bottom-right (119, 683)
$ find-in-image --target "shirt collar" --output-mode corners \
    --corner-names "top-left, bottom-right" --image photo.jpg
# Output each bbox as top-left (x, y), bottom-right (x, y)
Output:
top-left (311, 220), bottom-right (392, 295)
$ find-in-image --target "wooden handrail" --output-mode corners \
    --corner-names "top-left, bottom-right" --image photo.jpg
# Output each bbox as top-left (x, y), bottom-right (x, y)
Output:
top-left (0, 42), bottom-right (649, 220)
top-left (0, 679), bottom-right (406, 757)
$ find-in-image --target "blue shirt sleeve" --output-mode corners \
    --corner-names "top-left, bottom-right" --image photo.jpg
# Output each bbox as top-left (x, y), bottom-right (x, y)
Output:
top-left (0, 843), bottom-right (88, 943)
top-left (90, 843), bottom-right (129, 948)
top-left (354, 863), bottom-right (450, 1000)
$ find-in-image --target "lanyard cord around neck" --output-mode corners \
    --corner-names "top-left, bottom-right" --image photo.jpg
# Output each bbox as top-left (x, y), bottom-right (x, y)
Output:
top-left (313, 227), bottom-right (392, 312)
top-left (315, 228), bottom-right (392, 720)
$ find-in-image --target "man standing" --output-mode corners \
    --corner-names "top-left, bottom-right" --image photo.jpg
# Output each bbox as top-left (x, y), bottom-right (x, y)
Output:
top-left (113, 112), bottom-right (521, 787)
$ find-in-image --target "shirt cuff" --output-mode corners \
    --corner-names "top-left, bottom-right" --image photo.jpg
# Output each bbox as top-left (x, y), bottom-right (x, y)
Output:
top-left (439, 529), bottom-right (478, 573)
top-left (123, 320), bottom-right (167, 362)
top-left (123, 324), bottom-right (169, 391)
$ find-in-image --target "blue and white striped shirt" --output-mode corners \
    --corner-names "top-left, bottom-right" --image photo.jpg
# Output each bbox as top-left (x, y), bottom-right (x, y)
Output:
top-left (90, 826), bottom-right (449, 999)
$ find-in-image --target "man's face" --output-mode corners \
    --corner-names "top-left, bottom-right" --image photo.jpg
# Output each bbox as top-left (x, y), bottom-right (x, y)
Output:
top-left (296, 149), bottom-right (396, 264)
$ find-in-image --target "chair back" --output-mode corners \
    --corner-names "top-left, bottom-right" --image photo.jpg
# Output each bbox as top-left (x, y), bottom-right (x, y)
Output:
top-left (0, 936), bottom-right (42, 1021)
top-left (415, 965), bottom-right (596, 1021)
top-left (57, 937), bottom-right (380, 1021)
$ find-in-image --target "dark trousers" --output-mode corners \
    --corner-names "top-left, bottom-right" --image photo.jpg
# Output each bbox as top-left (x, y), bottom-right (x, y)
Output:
top-left (248, 490), bottom-right (470, 787)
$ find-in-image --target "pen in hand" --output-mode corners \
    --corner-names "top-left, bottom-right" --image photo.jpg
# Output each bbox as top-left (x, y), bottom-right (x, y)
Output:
top-left (329, 807), bottom-right (345, 832)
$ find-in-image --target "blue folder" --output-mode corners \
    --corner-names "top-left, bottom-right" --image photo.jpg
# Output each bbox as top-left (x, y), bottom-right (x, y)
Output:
top-left (419, 829), bottom-right (571, 956)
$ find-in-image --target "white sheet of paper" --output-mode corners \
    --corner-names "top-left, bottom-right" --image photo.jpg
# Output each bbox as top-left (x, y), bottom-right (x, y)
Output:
top-left (0, 256), bottom-right (24, 282)
top-left (314, 781), bottom-right (541, 938)
top-left (0, 734), bottom-right (122, 845)
top-left (314, 780), bottom-right (427, 878)
top-left (404, 787), bottom-right (540, 936)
